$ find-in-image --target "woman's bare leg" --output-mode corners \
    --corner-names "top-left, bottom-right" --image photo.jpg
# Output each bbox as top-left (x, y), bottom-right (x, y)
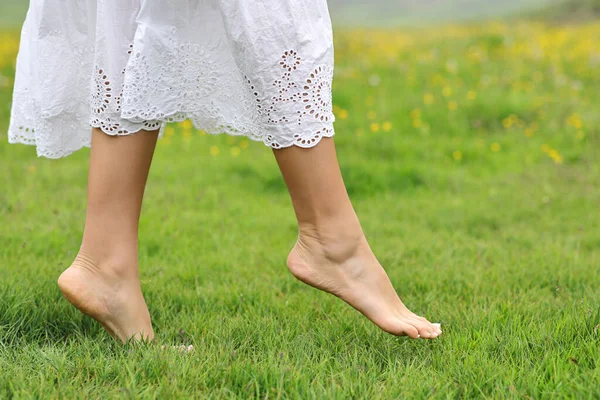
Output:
top-left (274, 138), bottom-right (442, 339)
top-left (58, 128), bottom-right (158, 343)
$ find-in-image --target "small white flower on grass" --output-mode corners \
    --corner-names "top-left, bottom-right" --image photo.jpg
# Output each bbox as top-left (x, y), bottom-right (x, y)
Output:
top-left (368, 74), bottom-right (381, 87)
top-left (161, 344), bottom-right (194, 353)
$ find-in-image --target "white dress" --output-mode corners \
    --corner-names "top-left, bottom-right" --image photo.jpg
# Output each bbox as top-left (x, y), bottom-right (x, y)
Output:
top-left (8, 0), bottom-right (336, 158)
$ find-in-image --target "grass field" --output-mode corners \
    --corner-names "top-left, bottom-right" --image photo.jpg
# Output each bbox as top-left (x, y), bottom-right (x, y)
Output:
top-left (1, 17), bottom-right (600, 399)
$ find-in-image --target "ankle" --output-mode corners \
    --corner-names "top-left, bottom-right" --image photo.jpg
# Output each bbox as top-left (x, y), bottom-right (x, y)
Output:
top-left (298, 214), bottom-right (363, 240)
top-left (74, 247), bottom-right (139, 280)
top-left (297, 219), bottom-right (366, 263)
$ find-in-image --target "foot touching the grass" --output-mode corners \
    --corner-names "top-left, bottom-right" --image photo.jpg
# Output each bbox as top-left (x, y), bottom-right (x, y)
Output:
top-left (287, 228), bottom-right (442, 339)
top-left (57, 251), bottom-right (154, 343)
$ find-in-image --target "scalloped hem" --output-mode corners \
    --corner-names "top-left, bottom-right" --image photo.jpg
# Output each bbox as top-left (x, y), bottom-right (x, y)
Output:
top-left (8, 115), bottom-right (335, 159)
top-left (93, 109), bottom-right (336, 149)
top-left (96, 115), bottom-right (337, 151)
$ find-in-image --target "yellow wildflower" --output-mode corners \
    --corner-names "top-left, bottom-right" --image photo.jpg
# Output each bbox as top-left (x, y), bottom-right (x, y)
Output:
top-left (524, 127), bottom-right (535, 137)
top-left (424, 93), bottom-right (435, 105)
top-left (566, 113), bottom-right (583, 129)
top-left (180, 119), bottom-right (193, 130)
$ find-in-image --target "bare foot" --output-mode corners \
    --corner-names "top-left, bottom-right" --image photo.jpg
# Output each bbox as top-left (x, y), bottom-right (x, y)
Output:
top-left (57, 251), bottom-right (154, 343)
top-left (287, 231), bottom-right (442, 339)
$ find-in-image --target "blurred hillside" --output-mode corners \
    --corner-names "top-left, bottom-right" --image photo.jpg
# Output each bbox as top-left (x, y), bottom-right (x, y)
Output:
top-left (328, 0), bottom-right (556, 25)
top-left (0, 0), bottom-right (566, 29)
top-left (529, 0), bottom-right (600, 20)
top-left (0, 0), bottom-right (598, 28)
top-left (0, 1), bottom-right (27, 28)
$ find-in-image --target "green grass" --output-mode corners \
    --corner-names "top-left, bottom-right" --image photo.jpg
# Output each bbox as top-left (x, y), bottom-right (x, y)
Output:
top-left (1, 19), bottom-right (600, 398)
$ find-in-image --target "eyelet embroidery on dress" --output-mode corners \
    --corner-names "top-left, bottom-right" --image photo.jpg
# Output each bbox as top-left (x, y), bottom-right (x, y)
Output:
top-left (246, 50), bottom-right (335, 146)
top-left (11, 43), bottom-right (334, 157)
top-left (167, 43), bottom-right (220, 102)
top-left (121, 40), bottom-right (221, 121)
top-left (91, 67), bottom-right (113, 115)
top-left (90, 66), bottom-right (132, 133)
top-left (245, 76), bottom-right (263, 116)
top-left (247, 49), bottom-right (334, 128)
top-left (114, 44), bottom-right (134, 113)
top-left (15, 126), bottom-right (36, 137)
top-left (299, 65), bottom-right (333, 124)
top-left (280, 50), bottom-right (301, 73)
top-left (293, 126), bottom-right (332, 146)
top-left (89, 44), bottom-right (166, 135)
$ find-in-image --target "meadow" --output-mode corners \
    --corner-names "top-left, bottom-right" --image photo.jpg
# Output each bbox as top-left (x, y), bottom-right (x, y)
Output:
top-left (1, 17), bottom-right (599, 399)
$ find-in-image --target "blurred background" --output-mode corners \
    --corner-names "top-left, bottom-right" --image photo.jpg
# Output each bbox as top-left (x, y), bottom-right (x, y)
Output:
top-left (2, 0), bottom-right (600, 27)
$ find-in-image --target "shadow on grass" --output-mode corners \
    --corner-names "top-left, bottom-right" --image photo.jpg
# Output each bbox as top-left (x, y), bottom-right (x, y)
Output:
top-left (0, 290), bottom-right (107, 346)
top-left (227, 164), bottom-right (427, 198)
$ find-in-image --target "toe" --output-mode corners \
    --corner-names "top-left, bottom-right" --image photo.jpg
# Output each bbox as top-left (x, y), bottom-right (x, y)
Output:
top-left (408, 317), bottom-right (438, 339)
top-left (382, 317), bottom-right (420, 338)
top-left (411, 315), bottom-right (442, 338)
top-left (399, 322), bottom-right (421, 339)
